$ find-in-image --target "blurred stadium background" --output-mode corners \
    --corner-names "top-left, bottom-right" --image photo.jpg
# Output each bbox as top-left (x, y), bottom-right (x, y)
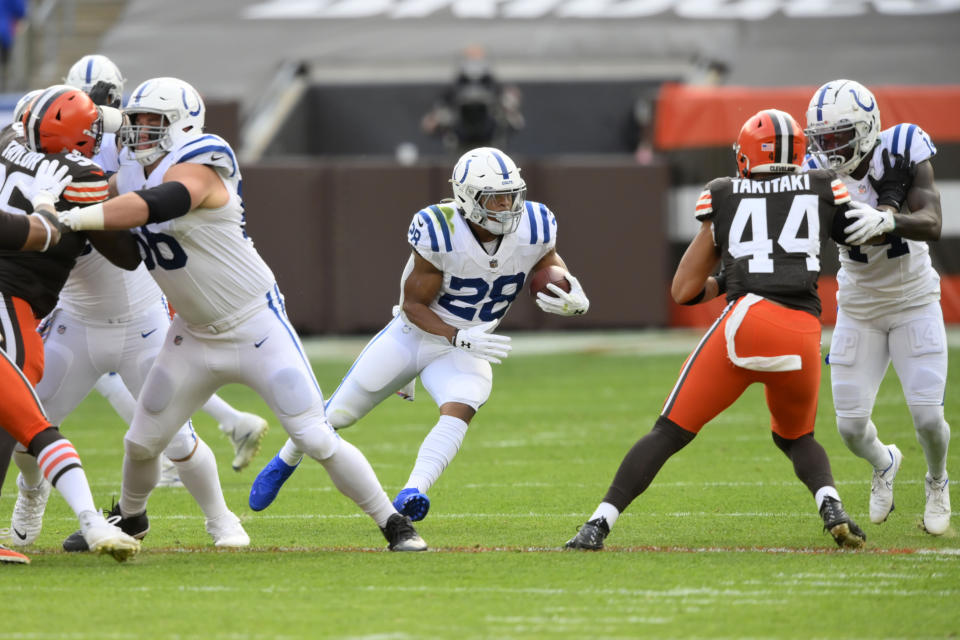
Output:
top-left (3, 0), bottom-right (959, 336)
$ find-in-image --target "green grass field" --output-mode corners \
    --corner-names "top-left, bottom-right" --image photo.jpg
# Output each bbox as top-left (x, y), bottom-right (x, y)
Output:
top-left (2, 331), bottom-right (958, 640)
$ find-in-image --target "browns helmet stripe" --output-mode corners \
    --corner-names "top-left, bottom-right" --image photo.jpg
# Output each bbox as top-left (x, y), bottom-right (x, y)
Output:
top-left (766, 109), bottom-right (783, 163)
top-left (25, 86), bottom-right (73, 153)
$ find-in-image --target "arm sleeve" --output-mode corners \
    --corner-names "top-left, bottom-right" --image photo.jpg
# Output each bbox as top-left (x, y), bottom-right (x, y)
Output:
top-left (0, 212), bottom-right (30, 250)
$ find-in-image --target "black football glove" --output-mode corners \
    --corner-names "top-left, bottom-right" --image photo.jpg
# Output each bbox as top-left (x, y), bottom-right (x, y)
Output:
top-left (869, 147), bottom-right (917, 210)
top-left (88, 80), bottom-right (121, 108)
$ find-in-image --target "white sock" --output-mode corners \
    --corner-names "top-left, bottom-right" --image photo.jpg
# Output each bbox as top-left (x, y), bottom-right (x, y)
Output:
top-left (315, 440), bottom-right (394, 528)
top-left (120, 454), bottom-right (161, 517)
top-left (35, 439), bottom-right (97, 516)
top-left (279, 438), bottom-right (305, 467)
top-left (201, 394), bottom-right (241, 431)
top-left (13, 447), bottom-right (43, 487)
top-left (94, 373), bottom-right (136, 424)
top-left (590, 502), bottom-right (621, 528)
top-left (174, 438), bottom-right (230, 520)
top-left (405, 415), bottom-right (469, 493)
top-left (910, 404), bottom-right (951, 479)
top-left (814, 485), bottom-right (841, 511)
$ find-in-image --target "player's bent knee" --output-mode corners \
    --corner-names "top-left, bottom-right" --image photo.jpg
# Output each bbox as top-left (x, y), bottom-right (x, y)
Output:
top-left (910, 404), bottom-right (949, 438)
top-left (124, 434), bottom-right (160, 460)
top-left (326, 407), bottom-right (358, 430)
top-left (836, 416), bottom-right (870, 442)
top-left (163, 425), bottom-right (198, 460)
top-left (290, 422), bottom-right (340, 460)
top-left (140, 368), bottom-right (175, 414)
top-left (269, 368), bottom-right (315, 416)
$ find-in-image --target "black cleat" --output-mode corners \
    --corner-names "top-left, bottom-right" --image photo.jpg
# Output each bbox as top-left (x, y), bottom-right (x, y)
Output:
top-left (565, 517), bottom-right (610, 550)
top-left (380, 513), bottom-right (427, 551)
top-left (63, 502), bottom-right (150, 552)
top-left (819, 497), bottom-right (865, 549)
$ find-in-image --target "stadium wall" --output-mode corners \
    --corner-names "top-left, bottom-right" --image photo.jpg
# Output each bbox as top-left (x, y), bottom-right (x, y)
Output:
top-left (240, 160), bottom-right (670, 335)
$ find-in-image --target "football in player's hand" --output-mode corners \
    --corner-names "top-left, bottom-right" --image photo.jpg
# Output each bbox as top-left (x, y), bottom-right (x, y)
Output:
top-left (529, 265), bottom-right (571, 298)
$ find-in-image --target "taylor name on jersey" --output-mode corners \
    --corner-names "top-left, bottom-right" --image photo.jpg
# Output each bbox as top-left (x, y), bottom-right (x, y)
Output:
top-left (405, 200), bottom-right (556, 330)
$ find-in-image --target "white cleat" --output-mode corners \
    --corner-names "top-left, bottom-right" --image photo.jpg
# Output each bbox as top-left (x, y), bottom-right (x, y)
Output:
top-left (206, 512), bottom-right (250, 548)
top-left (9, 474), bottom-right (51, 546)
top-left (156, 457), bottom-right (183, 488)
top-left (869, 445), bottom-right (903, 524)
top-left (79, 511), bottom-right (141, 563)
top-left (924, 473), bottom-right (951, 536)
top-left (224, 412), bottom-right (269, 471)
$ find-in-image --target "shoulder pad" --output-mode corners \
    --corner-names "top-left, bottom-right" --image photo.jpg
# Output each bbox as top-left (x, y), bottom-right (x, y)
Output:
top-left (879, 124), bottom-right (936, 164)
top-left (828, 176), bottom-right (851, 205)
top-left (522, 200), bottom-right (557, 246)
top-left (695, 177), bottom-right (732, 221)
top-left (409, 203), bottom-right (455, 253)
top-left (172, 134), bottom-right (239, 177)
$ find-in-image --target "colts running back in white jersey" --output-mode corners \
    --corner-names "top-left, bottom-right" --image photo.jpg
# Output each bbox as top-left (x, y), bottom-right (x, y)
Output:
top-left (402, 200), bottom-right (557, 330)
top-left (805, 123), bottom-right (940, 319)
top-left (115, 134), bottom-right (276, 327)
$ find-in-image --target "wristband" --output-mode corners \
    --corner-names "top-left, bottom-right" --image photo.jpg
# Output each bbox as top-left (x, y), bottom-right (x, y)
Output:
top-left (34, 213), bottom-right (53, 252)
top-left (31, 192), bottom-right (57, 211)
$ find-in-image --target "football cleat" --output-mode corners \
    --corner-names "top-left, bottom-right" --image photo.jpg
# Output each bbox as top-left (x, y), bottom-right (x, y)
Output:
top-left (223, 412), bottom-right (269, 471)
top-left (393, 488), bottom-right (430, 522)
top-left (156, 456), bottom-right (183, 488)
top-left (0, 543), bottom-right (29, 564)
top-left (819, 497), bottom-right (865, 549)
top-left (869, 444), bottom-right (903, 524)
top-left (248, 454), bottom-right (299, 511)
top-left (205, 512), bottom-right (250, 547)
top-left (923, 473), bottom-right (951, 536)
top-left (380, 513), bottom-right (427, 552)
top-left (64, 503), bottom-right (149, 552)
top-left (565, 517), bottom-right (610, 551)
top-left (78, 510), bottom-right (140, 563)
top-left (9, 474), bottom-right (52, 546)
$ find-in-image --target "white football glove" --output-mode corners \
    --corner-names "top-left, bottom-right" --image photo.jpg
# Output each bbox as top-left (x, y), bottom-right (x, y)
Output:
top-left (535, 273), bottom-right (590, 316)
top-left (451, 319), bottom-right (512, 364)
top-left (844, 200), bottom-right (895, 246)
top-left (15, 159), bottom-right (72, 210)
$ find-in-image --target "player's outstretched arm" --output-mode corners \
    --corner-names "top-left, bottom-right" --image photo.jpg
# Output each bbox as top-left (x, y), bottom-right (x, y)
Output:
top-left (58, 164), bottom-right (228, 231)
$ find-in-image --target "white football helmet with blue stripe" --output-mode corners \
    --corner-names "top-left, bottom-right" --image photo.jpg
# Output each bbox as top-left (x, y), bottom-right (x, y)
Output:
top-left (120, 77), bottom-right (205, 166)
top-left (805, 79), bottom-right (881, 175)
top-left (65, 54), bottom-right (125, 108)
top-left (450, 147), bottom-right (526, 235)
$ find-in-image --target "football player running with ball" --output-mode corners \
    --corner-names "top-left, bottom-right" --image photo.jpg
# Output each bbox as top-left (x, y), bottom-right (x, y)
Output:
top-left (804, 80), bottom-right (950, 535)
top-left (249, 147), bottom-right (590, 523)
top-left (567, 109), bottom-right (868, 551)
top-left (56, 77), bottom-right (426, 551)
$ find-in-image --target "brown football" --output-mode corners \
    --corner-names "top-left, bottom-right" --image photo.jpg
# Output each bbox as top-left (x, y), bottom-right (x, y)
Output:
top-left (529, 265), bottom-right (571, 298)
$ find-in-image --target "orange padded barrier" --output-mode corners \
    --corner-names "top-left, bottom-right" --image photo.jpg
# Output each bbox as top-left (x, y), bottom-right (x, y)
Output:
top-left (655, 83), bottom-right (960, 150)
